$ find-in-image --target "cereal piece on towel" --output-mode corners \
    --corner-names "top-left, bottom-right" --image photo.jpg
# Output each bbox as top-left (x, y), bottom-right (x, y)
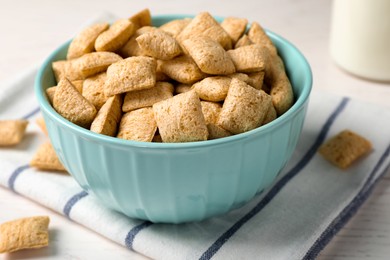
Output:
top-left (153, 91), bottom-right (208, 143)
top-left (72, 51), bottom-right (123, 79)
top-left (177, 12), bottom-right (232, 50)
top-left (117, 107), bottom-right (157, 142)
top-left (82, 72), bottom-right (109, 110)
top-left (0, 216), bottom-right (50, 253)
top-left (67, 22), bottom-right (109, 59)
top-left (53, 78), bottom-right (97, 128)
top-left (201, 101), bottom-right (222, 124)
top-left (105, 56), bottom-right (157, 96)
top-left (182, 36), bottom-right (235, 75)
top-left (0, 120), bottom-right (28, 146)
top-left (119, 26), bottom-right (157, 58)
top-left (192, 76), bottom-right (231, 102)
top-left (95, 19), bottom-right (135, 52)
top-left (159, 18), bottom-right (192, 38)
top-left (220, 17), bottom-right (248, 45)
top-left (217, 78), bottom-right (271, 134)
top-left (227, 44), bottom-right (266, 73)
top-left (91, 95), bottom-right (122, 136)
top-left (160, 55), bottom-right (207, 84)
top-left (136, 30), bottom-right (182, 60)
top-left (319, 130), bottom-right (372, 169)
top-left (129, 8), bottom-right (152, 29)
top-left (30, 142), bottom-right (66, 172)
top-left (235, 35), bottom-right (253, 48)
top-left (122, 82), bottom-right (174, 112)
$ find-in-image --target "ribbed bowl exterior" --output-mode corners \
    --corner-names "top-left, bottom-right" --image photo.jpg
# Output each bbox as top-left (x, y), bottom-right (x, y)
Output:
top-left (35, 15), bottom-right (312, 223)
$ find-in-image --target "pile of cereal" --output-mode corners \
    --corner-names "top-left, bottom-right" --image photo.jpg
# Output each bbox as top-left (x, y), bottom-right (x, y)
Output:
top-left (49, 9), bottom-right (294, 143)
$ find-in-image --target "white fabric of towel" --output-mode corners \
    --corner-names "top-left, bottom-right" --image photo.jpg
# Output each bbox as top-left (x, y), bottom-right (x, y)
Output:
top-left (1, 14), bottom-right (390, 260)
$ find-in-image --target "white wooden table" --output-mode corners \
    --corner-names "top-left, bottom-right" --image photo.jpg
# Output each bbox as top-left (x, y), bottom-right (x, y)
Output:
top-left (0, 0), bottom-right (389, 259)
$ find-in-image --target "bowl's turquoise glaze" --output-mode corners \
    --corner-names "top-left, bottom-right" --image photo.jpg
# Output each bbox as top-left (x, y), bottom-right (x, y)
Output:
top-left (35, 15), bottom-right (312, 223)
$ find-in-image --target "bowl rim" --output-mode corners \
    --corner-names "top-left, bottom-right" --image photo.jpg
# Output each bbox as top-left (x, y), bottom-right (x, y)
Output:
top-left (35, 14), bottom-right (313, 150)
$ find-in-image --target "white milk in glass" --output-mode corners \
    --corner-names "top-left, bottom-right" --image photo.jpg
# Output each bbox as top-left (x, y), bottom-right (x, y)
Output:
top-left (330, 0), bottom-right (390, 81)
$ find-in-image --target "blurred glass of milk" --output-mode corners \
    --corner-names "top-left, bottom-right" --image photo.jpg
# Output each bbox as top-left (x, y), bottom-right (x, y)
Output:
top-left (330, 0), bottom-right (390, 81)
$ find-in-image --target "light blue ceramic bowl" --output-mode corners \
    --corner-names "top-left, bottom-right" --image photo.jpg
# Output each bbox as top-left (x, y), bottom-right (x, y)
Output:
top-left (35, 15), bottom-right (312, 223)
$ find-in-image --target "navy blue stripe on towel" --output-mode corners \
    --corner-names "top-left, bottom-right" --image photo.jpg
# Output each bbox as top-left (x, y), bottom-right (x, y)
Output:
top-left (8, 164), bottom-right (30, 192)
top-left (125, 221), bottom-right (153, 250)
top-left (303, 144), bottom-right (390, 260)
top-left (21, 106), bottom-right (40, 120)
top-left (63, 190), bottom-right (89, 218)
top-left (199, 97), bottom-right (350, 260)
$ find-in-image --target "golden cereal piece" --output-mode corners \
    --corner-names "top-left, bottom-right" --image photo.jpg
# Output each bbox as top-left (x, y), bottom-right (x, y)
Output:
top-left (248, 22), bottom-right (275, 54)
top-left (71, 80), bottom-right (84, 93)
top-left (46, 80), bottom-right (82, 105)
top-left (192, 76), bottom-right (231, 102)
top-left (228, 72), bottom-right (251, 85)
top-left (319, 130), bottom-right (372, 169)
top-left (182, 36), bottom-right (235, 75)
top-left (53, 79), bottom-right (97, 128)
top-left (52, 60), bottom-right (68, 82)
top-left (160, 55), bottom-right (207, 84)
top-left (220, 17), bottom-right (248, 44)
top-left (0, 216), bottom-right (50, 253)
top-left (156, 60), bottom-right (170, 81)
top-left (82, 72), bottom-right (109, 110)
top-left (122, 82), bottom-right (174, 112)
top-left (247, 71), bottom-right (265, 90)
top-left (175, 83), bottom-right (192, 94)
top-left (117, 107), bottom-right (157, 142)
top-left (119, 26), bottom-right (157, 58)
top-left (217, 78), bottom-right (271, 134)
top-left (207, 123), bottom-right (232, 140)
top-left (268, 53), bottom-right (294, 115)
top-left (46, 87), bottom-right (56, 104)
top-left (30, 142), bottom-right (66, 172)
top-left (67, 22), bottom-right (109, 59)
top-left (248, 22), bottom-right (293, 115)
top-left (90, 95), bottom-right (122, 136)
top-left (153, 91), bottom-right (208, 143)
top-left (136, 30), bottom-right (182, 60)
top-left (177, 12), bottom-right (232, 50)
top-left (227, 44), bottom-right (266, 73)
top-left (201, 101), bottom-right (222, 124)
top-left (0, 120), bottom-right (28, 146)
top-left (235, 35), bottom-right (253, 48)
top-left (95, 19), bottom-right (135, 52)
top-left (159, 18), bottom-right (192, 38)
top-left (129, 8), bottom-right (152, 29)
top-left (36, 117), bottom-right (47, 135)
top-left (72, 51), bottom-right (123, 79)
top-left (262, 103), bottom-right (277, 125)
top-left (105, 56), bottom-right (157, 96)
